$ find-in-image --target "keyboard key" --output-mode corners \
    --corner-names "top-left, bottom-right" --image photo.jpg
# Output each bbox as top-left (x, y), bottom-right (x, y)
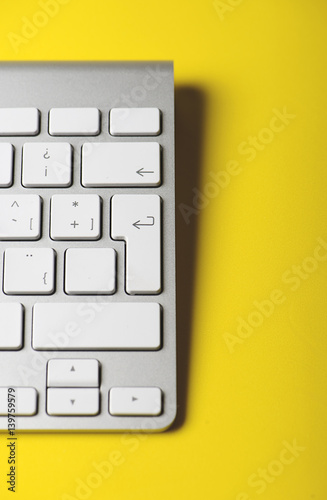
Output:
top-left (65, 248), bottom-right (116, 295)
top-left (110, 108), bottom-right (160, 136)
top-left (47, 359), bottom-right (100, 387)
top-left (111, 194), bottom-right (161, 294)
top-left (49, 108), bottom-right (100, 136)
top-left (0, 387), bottom-right (38, 416)
top-left (47, 388), bottom-right (99, 416)
top-left (32, 302), bottom-right (161, 350)
top-left (0, 108), bottom-right (40, 136)
top-left (50, 194), bottom-right (101, 240)
top-left (0, 195), bottom-right (41, 240)
top-left (22, 142), bottom-right (72, 187)
top-left (0, 143), bottom-right (14, 187)
top-left (0, 303), bottom-right (23, 350)
top-left (4, 248), bottom-right (55, 295)
top-left (81, 142), bottom-right (160, 187)
top-left (109, 387), bottom-right (162, 416)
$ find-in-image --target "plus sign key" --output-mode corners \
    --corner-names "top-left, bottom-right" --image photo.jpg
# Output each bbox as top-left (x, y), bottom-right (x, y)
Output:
top-left (50, 195), bottom-right (101, 240)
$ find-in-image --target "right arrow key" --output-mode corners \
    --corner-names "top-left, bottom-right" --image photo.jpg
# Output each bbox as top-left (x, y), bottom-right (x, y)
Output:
top-left (109, 387), bottom-right (162, 416)
top-left (111, 194), bottom-right (161, 295)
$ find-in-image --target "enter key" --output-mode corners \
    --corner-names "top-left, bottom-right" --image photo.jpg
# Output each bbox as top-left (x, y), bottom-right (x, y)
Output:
top-left (111, 194), bottom-right (161, 294)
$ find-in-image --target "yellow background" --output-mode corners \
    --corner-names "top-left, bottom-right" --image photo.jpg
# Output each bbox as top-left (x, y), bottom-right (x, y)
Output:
top-left (1, 0), bottom-right (327, 498)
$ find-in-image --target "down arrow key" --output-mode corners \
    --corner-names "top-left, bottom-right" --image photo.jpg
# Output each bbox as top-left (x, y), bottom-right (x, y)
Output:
top-left (47, 388), bottom-right (100, 416)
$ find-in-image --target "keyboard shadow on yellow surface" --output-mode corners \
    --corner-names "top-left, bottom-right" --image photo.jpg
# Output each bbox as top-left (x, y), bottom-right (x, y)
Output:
top-left (172, 86), bottom-right (206, 430)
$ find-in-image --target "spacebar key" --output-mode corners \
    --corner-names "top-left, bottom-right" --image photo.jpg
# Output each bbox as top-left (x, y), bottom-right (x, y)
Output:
top-left (32, 302), bottom-right (161, 350)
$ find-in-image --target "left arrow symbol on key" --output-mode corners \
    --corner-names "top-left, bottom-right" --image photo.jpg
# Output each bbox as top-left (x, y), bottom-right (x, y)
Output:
top-left (11, 201), bottom-right (19, 208)
top-left (136, 168), bottom-right (154, 177)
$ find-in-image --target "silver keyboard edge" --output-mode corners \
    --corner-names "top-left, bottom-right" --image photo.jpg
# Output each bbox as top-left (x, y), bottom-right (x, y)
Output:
top-left (0, 62), bottom-right (176, 432)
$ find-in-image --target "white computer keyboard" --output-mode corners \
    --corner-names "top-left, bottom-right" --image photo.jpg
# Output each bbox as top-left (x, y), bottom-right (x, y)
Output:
top-left (0, 62), bottom-right (176, 432)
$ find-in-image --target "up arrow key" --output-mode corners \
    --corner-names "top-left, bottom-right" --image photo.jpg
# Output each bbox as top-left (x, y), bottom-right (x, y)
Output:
top-left (47, 359), bottom-right (100, 387)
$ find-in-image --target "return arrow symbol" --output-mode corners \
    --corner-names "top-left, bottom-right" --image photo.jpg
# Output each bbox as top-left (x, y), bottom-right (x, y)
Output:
top-left (132, 216), bottom-right (155, 229)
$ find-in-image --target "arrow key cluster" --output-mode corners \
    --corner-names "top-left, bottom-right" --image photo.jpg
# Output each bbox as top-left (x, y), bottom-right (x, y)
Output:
top-left (47, 359), bottom-right (100, 416)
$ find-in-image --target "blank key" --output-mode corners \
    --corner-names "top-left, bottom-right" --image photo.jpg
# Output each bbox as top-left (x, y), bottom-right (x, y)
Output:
top-left (32, 302), bottom-right (161, 350)
top-left (65, 248), bottom-right (116, 294)
top-left (110, 108), bottom-right (160, 136)
top-left (0, 108), bottom-right (39, 136)
top-left (0, 387), bottom-right (37, 416)
top-left (49, 108), bottom-right (100, 136)
top-left (0, 303), bottom-right (23, 350)
top-left (0, 143), bottom-right (14, 187)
